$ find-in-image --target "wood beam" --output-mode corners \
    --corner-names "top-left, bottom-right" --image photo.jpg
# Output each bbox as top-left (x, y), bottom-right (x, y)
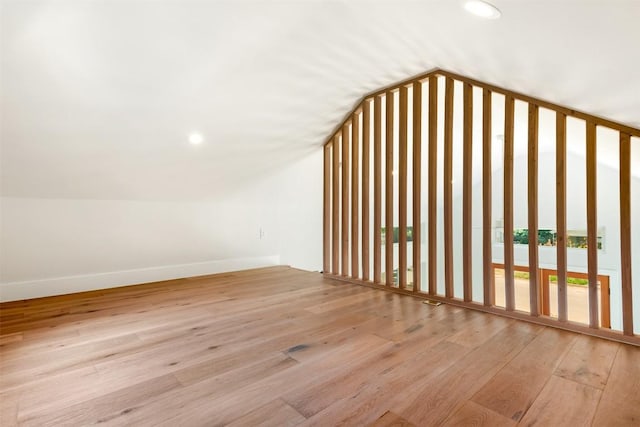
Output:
top-left (412, 81), bottom-right (422, 292)
top-left (504, 96), bottom-right (515, 311)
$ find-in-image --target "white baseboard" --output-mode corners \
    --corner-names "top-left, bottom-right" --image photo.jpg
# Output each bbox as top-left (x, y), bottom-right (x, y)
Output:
top-left (0, 255), bottom-right (280, 302)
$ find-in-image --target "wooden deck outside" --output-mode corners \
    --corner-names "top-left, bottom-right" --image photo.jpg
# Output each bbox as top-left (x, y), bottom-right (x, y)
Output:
top-left (1, 266), bottom-right (638, 426)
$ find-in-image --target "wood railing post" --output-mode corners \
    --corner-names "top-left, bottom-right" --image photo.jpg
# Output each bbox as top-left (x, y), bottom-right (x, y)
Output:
top-left (504, 96), bottom-right (515, 311)
top-left (399, 86), bottom-right (408, 289)
top-left (540, 268), bottom-right (550, 316)
top-left (428, 75), bottom-right (438, 296)
top-left (385, 91), bottom-right (395, 286)
top-left (412, 81), bottom-right (422, 292)
top-left (342, 123), bottom-right (351, 277)
top-left (482, 88), bottom-right (493, 306)
top-left (528, 103), bottom-right (540, 316)
top-left (601, 275), bottom-right (611, 329)
top-left (586, 121), bottom-right (599, 328)
top-left (351, 112), bottom-right (360, 279)
top-left (620, 132), bottom-right (633, 335)
top-left (332, 135), bottom-right (340, 275)
top-left (556, 112), bottom-right (568, 322)
top-left (463, 82), bottom-right (473, 302)
top-left (362, 101), bottom-right (371, 282)
top-left (373, 96), bottom-right (382, 284)
top-left (323, 144), bottom-right (331, 273)
top-left (444, 77), bottom-right (454, 298)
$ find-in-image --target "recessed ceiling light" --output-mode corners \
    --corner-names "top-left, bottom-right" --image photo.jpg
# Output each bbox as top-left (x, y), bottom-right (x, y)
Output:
top-left (463, 0), bottom-right (501, 19)
top-left (188, 133), bottom-right (204, 145)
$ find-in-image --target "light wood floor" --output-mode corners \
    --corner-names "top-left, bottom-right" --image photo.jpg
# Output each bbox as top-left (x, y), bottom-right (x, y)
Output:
top-left (1, 266), bottom-right (638, 426)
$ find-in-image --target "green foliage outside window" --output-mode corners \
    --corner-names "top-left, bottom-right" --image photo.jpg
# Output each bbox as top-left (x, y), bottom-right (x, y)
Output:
top-left (513, 271), bottom-right (589, 286)
top-left (511, 228), bottom-right (602, 249)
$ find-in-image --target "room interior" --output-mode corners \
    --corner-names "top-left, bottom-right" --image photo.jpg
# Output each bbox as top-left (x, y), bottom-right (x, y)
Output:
top-left (1, 0), bottom-right (639, 425)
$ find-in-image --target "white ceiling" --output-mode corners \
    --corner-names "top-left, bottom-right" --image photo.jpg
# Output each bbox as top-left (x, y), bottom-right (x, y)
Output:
top-left (2, 0), bottom-right (639, 200)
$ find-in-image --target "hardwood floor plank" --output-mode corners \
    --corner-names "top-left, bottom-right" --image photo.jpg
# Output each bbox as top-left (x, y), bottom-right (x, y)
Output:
top-left (369, 410), bottom-right (416, 427)
top-left (394, 321), bottom-right (542, 425)
top-left (0, 333), bottom-right (22, 347)
top-left (227, 398), bottom-right (306, 427)
top-left (470, 328), bottom-right (576, 422)
top-left (445, 312), bottom-right (512, 349)
top-left (0, 332), bottom-right (140, 390)
top-left (592, 344), bottom-right (640, 425)
top-left (5, 365), bottom-right (100, 420)
top-left (299, 340), bottom-right (469, 427)
top-left (554, 334), bottom-right (619, 389)
top-left (518, 375), bottom-right (601, 426)
top-left (156, 334), bottom-right (394, 427)
top-left (442, 400), bottom-right (515, 427)
top-left (0, 266), bottom-right (629, 426)
top-left (108, 350), bottom-right (299, 426)
top-left (19, 374), bottom-right (181, 426)
top-left (0, 392), bottom-right (19, 427)
top-left (281, 312), bottom-right (468, 418)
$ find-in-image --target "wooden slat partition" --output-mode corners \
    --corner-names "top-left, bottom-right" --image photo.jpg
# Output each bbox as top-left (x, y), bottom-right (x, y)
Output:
top-left (436, 70), bottom-right (640, 138)
top-left (412, 81), bottom-right (422, 292)
top-left (373, 96), bottom-right (382, 284)
top-left (620, 133), bottom-right (633, 335)
top-left (385, 91), bottom-right (395, 286)
top-left (528, 103), bottom-right (540, 316)
top-left (586, 121), bottom-right (599, 328)
top-left (503, 96), bottom-right (516, 312)
top-left (462, 82), bottom-right (473, 302)
top-left (324, 68), bottom-right (640, 148)
top-left (342, 124), bottom-right (350, 277)
top-left (443, 77), bottom-right (454, 299)
top-left (323, 144), bottom-right (331, 273)
top-left (332, 136), bottom-right (340, 275)
top-left (482, 88), bottom-right (493, 306)
top-left (428, 76), bottom-right (438, 296)
top-left (398, 86), bottom-right (408, 289)
top-left (556, 112), bottom-right (568, 322)
top-left (351, 112), bottom-right (360, 279)
top-left (322, 68), bottom-right (639, 346)
top-left (362, 101), bottom-right (371, 282)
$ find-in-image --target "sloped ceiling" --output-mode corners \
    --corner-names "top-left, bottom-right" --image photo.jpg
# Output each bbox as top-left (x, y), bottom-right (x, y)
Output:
top-left (2, 0), bottom-right (639, 200)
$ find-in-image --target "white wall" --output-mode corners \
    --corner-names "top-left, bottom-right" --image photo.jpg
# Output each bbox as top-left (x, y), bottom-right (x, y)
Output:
top-left (276, 149), bottom-right (323, 272)
top-left (0, 149), bottom-right (323, 302)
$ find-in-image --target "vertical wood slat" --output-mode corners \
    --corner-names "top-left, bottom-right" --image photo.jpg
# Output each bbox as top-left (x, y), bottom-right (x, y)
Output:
top-left (620, 132), bottom-right (633, 335)
top-left (351, 112), bottom-right (360, 279)
top-left (504, 96), bottom-right (516, 311)
top-left (556, 112), bottom-right (568, 322)
top-left (398, 86), bottom-right (408, 289)
top-left (362, 101), bottom-right (371, 282)
top-left (373, 96), bottom-right (382, 284)
top-left (482, 88), bottom-right (494, 306)
top-left (601, 276), bottom-right (611, 329)
top-left (332, 135), bottom-right (340, 275)
top-left (586, 121), bottom-right (599, 328)
top-left (443, 77), bottom-right (454, 298)
top-left (385, 91), bottom-right (395, 286)
top-left (323, 144), bottom-right (331, 273)
top-left (412, 81), bottom-right (422, 292)
top-left (428, 75), bottom-right (438, 295)
top-left (462, 82), bottom-right (473, 302)
top-left (342, 124), bottom-right (350, 277)
top-left (540, 269), bottom-right (551, 315)
top-left (528, 103), bottom-right (540, 316)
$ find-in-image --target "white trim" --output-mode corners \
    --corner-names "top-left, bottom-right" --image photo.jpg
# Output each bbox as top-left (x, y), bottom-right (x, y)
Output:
top-left (0, 255), bottom-right (280, 302)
